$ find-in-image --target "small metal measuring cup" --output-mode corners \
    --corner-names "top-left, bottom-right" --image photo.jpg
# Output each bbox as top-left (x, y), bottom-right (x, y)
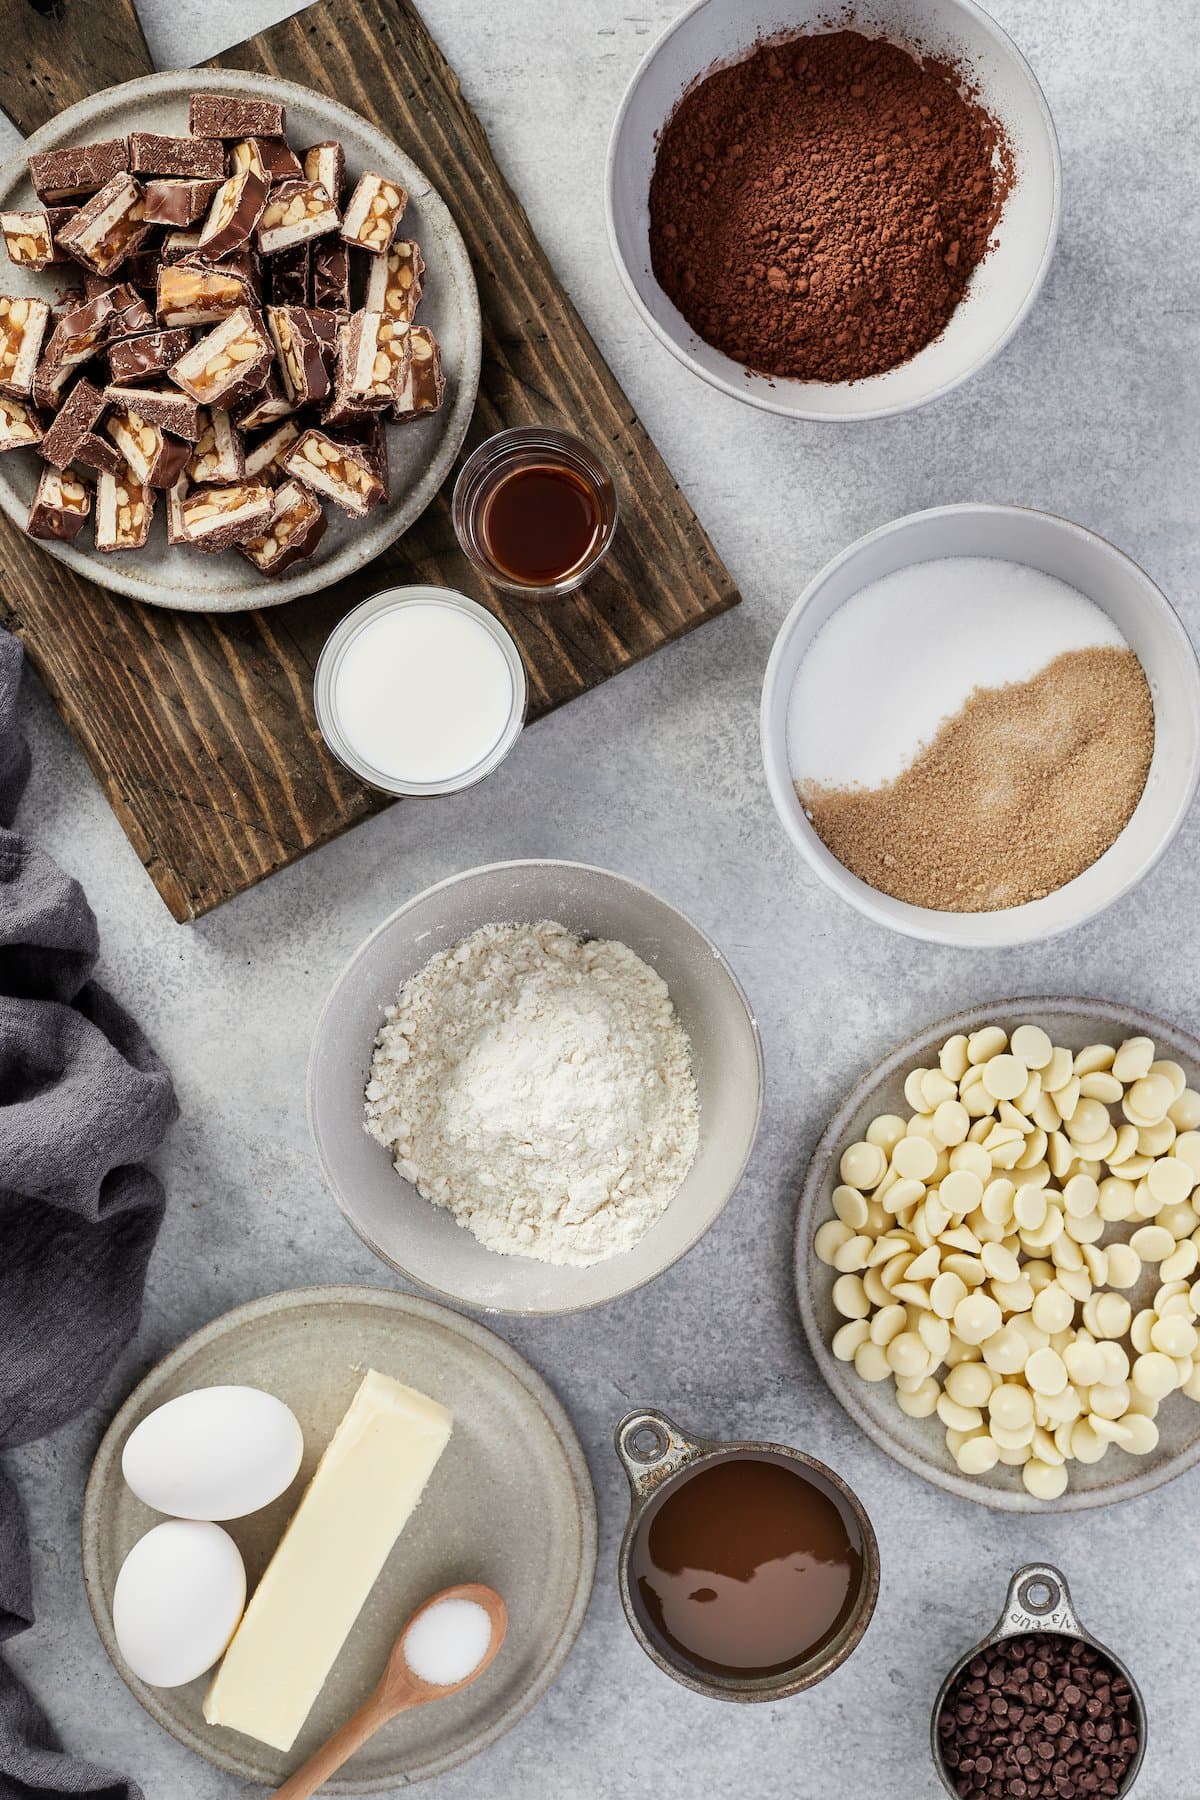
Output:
top-left (614, 1407), bottom-right (880, 1702)
top-left (931, 1564), bottom-right (1148, 1799)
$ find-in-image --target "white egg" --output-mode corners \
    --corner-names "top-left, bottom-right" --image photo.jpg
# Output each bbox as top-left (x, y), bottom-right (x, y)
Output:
top-left (121, 1386), bottom-right (303, 1520)
top-left (113, 1520), bottom-right (246, 1687)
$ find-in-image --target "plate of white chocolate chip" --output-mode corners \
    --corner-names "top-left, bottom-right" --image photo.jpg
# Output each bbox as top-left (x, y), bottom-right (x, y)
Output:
top-left (795, 998), bottom-right (1200, 1510)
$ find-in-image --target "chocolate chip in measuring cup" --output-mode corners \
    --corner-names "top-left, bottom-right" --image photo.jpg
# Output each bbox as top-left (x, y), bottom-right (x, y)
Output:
top-left (938, 1633), bottom-right (1139, 1798)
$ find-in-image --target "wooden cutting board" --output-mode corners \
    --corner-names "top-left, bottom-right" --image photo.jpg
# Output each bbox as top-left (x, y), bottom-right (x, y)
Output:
top-left (0, 0), bottom-right (739, 921)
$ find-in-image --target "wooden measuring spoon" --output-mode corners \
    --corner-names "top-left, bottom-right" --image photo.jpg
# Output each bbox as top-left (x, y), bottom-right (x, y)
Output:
top-left (274, 1583), bottom-right (507, 1799)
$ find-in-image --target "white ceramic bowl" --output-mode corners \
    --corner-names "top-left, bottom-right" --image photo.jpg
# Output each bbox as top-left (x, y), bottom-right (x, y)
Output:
top-left (605, 0), bottom-right (1060, 421)
top-left (308, 861), bottom-right (764, 1314)
top-left (761, 504), bottom-right (1200, 946)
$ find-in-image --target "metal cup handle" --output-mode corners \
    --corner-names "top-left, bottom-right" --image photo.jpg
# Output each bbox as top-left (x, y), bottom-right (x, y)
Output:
top-left (613, 1408), bottom-right (707, 1503)
top-left (991, 1564), bottom-right (1085, 1642)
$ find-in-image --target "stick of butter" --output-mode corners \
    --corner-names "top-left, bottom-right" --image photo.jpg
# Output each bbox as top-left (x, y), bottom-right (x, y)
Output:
top-left (203, 1369), bottom-right (452, 1751)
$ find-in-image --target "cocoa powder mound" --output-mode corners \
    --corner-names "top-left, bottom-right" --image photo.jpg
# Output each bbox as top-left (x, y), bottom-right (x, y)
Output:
top-left (798, 647), bottom-right (1155, 912)
top-left (649, 30), bottom-right (1009, 382)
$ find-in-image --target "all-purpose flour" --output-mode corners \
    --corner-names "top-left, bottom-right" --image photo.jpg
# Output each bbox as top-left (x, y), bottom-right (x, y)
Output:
top-left (364, 921), bottom-right (700, 1266)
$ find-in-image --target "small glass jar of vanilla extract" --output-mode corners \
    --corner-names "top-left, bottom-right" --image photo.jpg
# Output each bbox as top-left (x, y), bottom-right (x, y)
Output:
top-left (452, 426), bottom-right (618, 599)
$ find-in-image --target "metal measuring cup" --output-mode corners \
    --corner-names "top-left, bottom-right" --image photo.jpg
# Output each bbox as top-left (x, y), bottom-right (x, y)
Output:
top-left (613, 1407), bottom-right (880, 1702)
top-left (931, 1563), bottom-right (1148, 1799)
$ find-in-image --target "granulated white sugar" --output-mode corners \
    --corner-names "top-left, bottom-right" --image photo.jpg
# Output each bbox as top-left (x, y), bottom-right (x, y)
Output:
top-left (787, 556), bottom-right (1128, 791)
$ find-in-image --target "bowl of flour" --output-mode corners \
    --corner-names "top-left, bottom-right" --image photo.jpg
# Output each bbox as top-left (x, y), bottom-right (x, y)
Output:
top-left (307, 861), bottom-right (763, 1314)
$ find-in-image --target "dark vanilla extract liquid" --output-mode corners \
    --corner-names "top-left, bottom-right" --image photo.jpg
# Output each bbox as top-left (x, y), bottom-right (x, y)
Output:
top-left (479, 462), bottom-right (601, 585)
top-left (631, 1454), bottom-right (864, 1679)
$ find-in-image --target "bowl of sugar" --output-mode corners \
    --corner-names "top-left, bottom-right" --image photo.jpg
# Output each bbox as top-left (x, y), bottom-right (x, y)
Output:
top-left (761, 504), bottom-right (1200, 946)
top-left (308, 860), bottom-right (764, 1314)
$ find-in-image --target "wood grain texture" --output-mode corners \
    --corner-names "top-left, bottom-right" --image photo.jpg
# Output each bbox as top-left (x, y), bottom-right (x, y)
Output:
top-left (0, 0), bottom-right (740, 921)
top-left (0, 0), bottom-right (152, 136)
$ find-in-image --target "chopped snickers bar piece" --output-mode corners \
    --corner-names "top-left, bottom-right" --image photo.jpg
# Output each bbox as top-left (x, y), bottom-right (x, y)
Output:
top-left (328, 414), bottom-right (389, 499)
top-left (1, 211), bottom-right (56, 272)
top-left (106, 404), bottom-right (191, 488)
top-left (189, 94), bottom-right (286, 140)
top-left (257, 181), bottom-right (339, 255)
top-left (108, 326), bottom-right (193, 384)
top-left (187, 408), bottom-right (244, 484)
top-left (198, 163), bottom-right (269, 259)
top-left (266, 304), bottom-right (328, 406)
top-left (240, 478), bottom-right (325, 574)
top-left (74, 431), bottom-right (123, 475)
top-left (302, 141), bottom-right (345, 208)
top-left (127, 133), bottom-right (226, 180)
top-left (243, 416), bottom-right (300, 483)
top-left (0, 393), bottom-right (44, 450)
top-left (393, 326), bottom-right (445, 422)
top-left (0, 294), bottom-right (51, 396)
top-left (284, 426), bottom-right (386, 517)
top-left (341, 171), bottom-right (407, 253)
top-left (28, 139), bottom-right (128, 204)
top-left (325, 309), bottom-right (409, 422)
top-left (55, 175), bottom-right (151, 276)
top-left (178, 480), bottom-right (273, 551)
top-left (365, 239), bottom-right (424, 324)
top-left (170, 305), bottom-right (273, 408)
top-left (156, 257), bottom-right (254, 327)
top-left (253, 138), bottom-right (303, 181)
top-left (27, 464), bottom-right (91, 541)
top-left (103, 381), bottom-right (201, 440)
top-left (38, 374), bottom-right (106, 468)
top-left (95, 462), bottom-right (154, 550)
top-left (311, 237), bottom-right (350, 312)
top-left (144, 178), bottom-right (220, 227)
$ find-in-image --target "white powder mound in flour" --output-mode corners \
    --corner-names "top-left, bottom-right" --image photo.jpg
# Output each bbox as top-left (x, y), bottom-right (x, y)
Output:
top-left (364, 920), bottom-right (700, 1266)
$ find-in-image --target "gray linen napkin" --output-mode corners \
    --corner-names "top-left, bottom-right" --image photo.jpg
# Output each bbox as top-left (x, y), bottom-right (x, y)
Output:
top-left (0, 629), bottom-right (177, 1799)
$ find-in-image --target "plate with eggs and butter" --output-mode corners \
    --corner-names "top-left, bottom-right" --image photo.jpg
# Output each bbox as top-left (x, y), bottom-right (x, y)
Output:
top-left (82, 1285), bottom-right (596, 1788)
top-left (794, 999), bottom-right (1200, 1512)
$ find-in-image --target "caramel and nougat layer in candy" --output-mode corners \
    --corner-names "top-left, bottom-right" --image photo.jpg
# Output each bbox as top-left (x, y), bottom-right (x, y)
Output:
top-left (187, 408), bottom-right (245, 485)
top-left (266, 304), bottom-right (329, 407)
top-left (340, 171), bottom-right (407, 253)
top-left (198, 165), bottom-right (269, 260)
top-left (0, 393), bottom-right (44, 450)
top-left (240, 478), bottom-right (326, 574)
top-left (106, 405), bottom-right (191, 490)
top-left (95, 464), bottom-right (154, 551)
top-left (170, 306), bottom-right (273, 408)
top-left (28, 465), bottom-right (90, 542)
top-left (179, 479), bottom-right (274, 551)
top-left (284, 427), bottom-right (386, 518)
top-left (0, 295), bottom-right (51, 397)
top-left (156, 257), bottom-right (255, 327)
top-left (55, 175), bottom-right (151, 276)
top-left (1, 211), bottom-right (56, 271)
top-left (394, 326), bottom-right (445, 422)
top-left (364, 239), bottom-right (425, 325)
top-left (257, 182), bottom-right (340, 256)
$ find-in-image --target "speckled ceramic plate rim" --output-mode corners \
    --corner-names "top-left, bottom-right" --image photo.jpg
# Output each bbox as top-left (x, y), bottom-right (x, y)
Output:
top-left (794, 998), bottom-right (1200, 1512)
top-left (0, 69), bottom-right (481, 610)
top-left (80, 1285), bottom-right (597, 1789)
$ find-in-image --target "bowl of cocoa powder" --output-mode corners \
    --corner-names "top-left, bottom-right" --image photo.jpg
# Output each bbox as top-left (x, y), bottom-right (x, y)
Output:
top-left (760, 505), bottom-right (1200, 945)
top-left (606, 0), bottom-right (1060, 419)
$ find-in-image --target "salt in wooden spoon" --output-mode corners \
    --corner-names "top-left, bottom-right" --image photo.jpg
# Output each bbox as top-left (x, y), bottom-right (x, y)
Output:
top-left (273, 1582), bottom-right (507, 1799)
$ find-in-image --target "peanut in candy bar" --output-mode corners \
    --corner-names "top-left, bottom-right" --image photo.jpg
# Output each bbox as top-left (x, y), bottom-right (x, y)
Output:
top-left (240, 478), bottom-right (326, 574)
top-left (364, 240), bottom-right (425, 325)
top-left (340, 171), bottom-right (406, 253)
top-left (106, 405), bottom-right (191, 489)
top-left (169, 306), bottom-right (273, 409)
top-left (178, 480), bottom-right (274, 551)
top-left (27, 464), bottom-right (91, 541)
top-left (284, 426), bottom-right (386, 518)
top-left (95, 463), bottom-right (154, 551)
top-left (0, 294), bottom-right (51, 397)
top-left (187, 408), bottom-right (244, 485)
top-left (257, 181), bottom-right (340, 256)
top-left (55, 175), bottom-right (151, 277)
top-left (393, 326), bottom-right (445, 422)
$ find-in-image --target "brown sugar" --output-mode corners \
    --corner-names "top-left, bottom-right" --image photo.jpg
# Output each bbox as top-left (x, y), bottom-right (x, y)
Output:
top-left (648, 29), bottom-right (1010, 382)
top-left (798, 647), bottom-right (1155, 911)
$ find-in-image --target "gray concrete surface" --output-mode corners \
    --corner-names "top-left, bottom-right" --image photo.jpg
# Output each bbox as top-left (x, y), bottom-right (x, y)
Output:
top-left (5, 2), bottom-right (1199, 1796)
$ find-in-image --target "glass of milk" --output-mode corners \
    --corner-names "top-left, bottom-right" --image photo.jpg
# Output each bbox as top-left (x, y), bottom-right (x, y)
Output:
top-left (313, 587), bottom-right (528, 795)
